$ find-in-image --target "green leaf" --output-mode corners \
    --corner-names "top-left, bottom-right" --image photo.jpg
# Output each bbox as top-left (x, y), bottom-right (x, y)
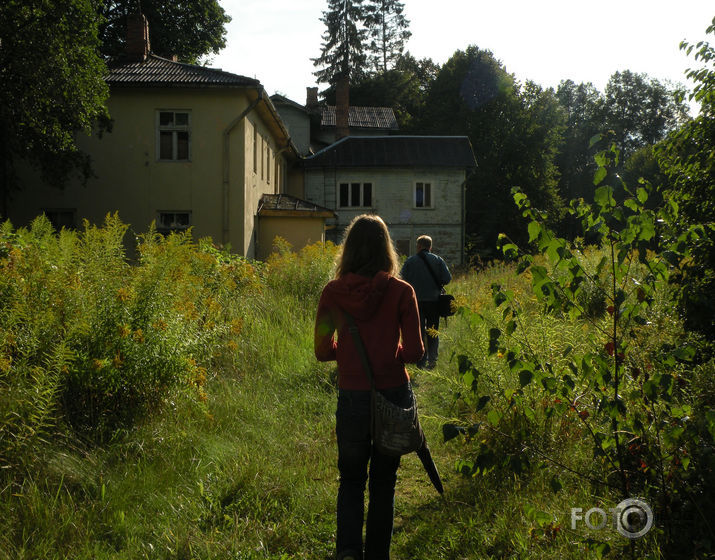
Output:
top-left (624, 198), bottom-right (639, 212)
top-left (528, 221), bottom-right (541, 243)
top-left (457, 354), bottom-right (473, 374)
top-left (476, 395), bottom-right (491, 411)
top-left (593, 167), bottom-right (607, 186)
top-left (594, 185), bottom-right (615, 208)
top-left (549, 476), bottom-right (563, 493)
top-left (541, 376), bottom-right (557, 393)
top-left (637, 187), bottom-right (648, 203)
top-left (442, 423), bottom-right (465, 442)
top-left (487, 409), bottom-right (501, 427)
top-left (488, 328), bottom-right (501, 355)
top-left (638, 214), bottom-right (656, 241)
top-left (519, 370), bottom-right (533, 387)
top-left (674, 345), bottom-right (695, 362)
top-left (513, 191), bottom-right (528, 208)
top-left (501, 243), bottom-right (519, 259)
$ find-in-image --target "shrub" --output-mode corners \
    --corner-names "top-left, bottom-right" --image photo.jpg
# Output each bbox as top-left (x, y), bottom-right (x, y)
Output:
top-left (445, 140), bottom-right (714, 558)
top-left (0, 215), bottom-right (261, 458)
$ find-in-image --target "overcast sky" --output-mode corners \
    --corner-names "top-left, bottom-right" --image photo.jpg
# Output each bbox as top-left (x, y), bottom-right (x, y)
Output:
top-left (212, 1), bottom-right (713, 110)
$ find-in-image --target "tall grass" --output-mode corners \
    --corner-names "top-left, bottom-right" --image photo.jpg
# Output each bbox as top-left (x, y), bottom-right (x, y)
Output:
top-left (0, 220), bottom-right (710, 559)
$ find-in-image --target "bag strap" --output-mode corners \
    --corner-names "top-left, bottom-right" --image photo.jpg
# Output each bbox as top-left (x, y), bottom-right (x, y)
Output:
top-left (417, 251), bottom-right (443, 291)
top-left (342, 310), bottom-right (375, 391)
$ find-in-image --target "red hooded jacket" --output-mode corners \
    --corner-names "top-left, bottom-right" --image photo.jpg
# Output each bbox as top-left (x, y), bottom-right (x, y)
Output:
top-left (314, 271), bottom-right (424, 390)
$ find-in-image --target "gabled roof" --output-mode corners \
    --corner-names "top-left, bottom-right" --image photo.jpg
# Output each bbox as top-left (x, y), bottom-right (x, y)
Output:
top-left (303, 136), bottom-right (477, 169)
top-left (107, 54), bottom-right (260, 88)
top-left (270, 94), bottom-right (310, 113)
top-left (258, 194), bottom-right (336, 218)
top-left (321, 106), bottom-right (398, 130)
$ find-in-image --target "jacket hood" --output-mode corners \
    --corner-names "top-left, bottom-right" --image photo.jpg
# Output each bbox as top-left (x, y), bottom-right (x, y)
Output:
top-left (325, 271), bottom-right (391, 321)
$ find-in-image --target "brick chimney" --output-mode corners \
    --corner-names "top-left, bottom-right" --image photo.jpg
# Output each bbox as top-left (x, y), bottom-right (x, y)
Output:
top-left (335, 76), bottom-right (350, 141)
top-left (126, 13), bottom-right (150, 62)
top-left (306, 87), bottom-right (319, 110)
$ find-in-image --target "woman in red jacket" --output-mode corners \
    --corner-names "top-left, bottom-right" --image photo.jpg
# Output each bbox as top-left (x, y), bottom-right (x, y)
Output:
top-left (315, 214), bottom-right (424, 560)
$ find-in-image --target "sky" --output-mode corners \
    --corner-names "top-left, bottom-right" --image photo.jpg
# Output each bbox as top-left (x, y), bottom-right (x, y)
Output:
top-left (212, 0), bottom-right (713, 110)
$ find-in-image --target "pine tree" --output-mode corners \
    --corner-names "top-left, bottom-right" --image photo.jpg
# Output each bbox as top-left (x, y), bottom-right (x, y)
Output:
top-left (312, 0), bottom-right (368, 87)
top-left (363, 0), bottom-right (411, 73)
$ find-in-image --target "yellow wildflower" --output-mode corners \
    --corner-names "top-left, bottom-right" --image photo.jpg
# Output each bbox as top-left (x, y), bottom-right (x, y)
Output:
top-left (195, 367), bottom-right (207, 387)
top-left (132, 329), bottom-right (144, 343)
top-left (0, 355), bottom-right (12, 373)
top-left (116, 287), bottom-right (131, 302)
top-left (112, 352), bottom-right (124, 369)
top-left (152, 319), bottom-right (168, 331)
top-left (229, 318), bottom-right (243, 335)
top-left (118, 324), bottom-right (131, 338)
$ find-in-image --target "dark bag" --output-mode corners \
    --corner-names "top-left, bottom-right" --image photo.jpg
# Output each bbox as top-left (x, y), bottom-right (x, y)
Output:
top-left (418, 251), bottom-right (455, 317)
top-left (438, 293), bottom-right (456, 317)
top-left (372, 387), bottom-right (424, 456)
top-left (343, 311), bottom-right (424, 456)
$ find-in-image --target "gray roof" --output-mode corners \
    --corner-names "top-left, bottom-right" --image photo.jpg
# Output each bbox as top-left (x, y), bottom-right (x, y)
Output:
top-left (321, 106), bottom-right (398, 130)
top-left (270, 94), bottom-right (309, 113)
top-left (303, 136), bottom-right (477, 169)
top-left (258, 194), bottom-right (336, 217)
top-left (107, 55), bottom-right (260, 88)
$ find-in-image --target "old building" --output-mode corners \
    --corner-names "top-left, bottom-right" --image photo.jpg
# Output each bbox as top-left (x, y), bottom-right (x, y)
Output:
top-left (5, 14), bottom-right (331, 260)
top-left (302, 135), bottom-right (476, 265)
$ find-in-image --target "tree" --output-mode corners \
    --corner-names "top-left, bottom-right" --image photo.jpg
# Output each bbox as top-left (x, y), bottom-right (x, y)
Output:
top-left (325, 53), bottom-right (438, 129)
top-left (99, 0), bottom-right (231, 63)
top-left (602, 70), bottom-right (689, 160)
top-left (313, 0), bottom-right (369, 86)
top-left (416, 47), bottom-right (565, 258)
top-left (554, 73), bottom-right (689, 216)
top-left (363, 0), bottom-right (411, 73)
top-left (555, 80), bottom-right (604, 202)
top-left (656, 17), bottom-right (715, 337)
top-left (0, 0), bottom-right (110, 215)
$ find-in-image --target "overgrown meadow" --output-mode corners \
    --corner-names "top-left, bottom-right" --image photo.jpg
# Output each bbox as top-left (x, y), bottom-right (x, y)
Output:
top-left (1, 191), bottom-right (712, 558)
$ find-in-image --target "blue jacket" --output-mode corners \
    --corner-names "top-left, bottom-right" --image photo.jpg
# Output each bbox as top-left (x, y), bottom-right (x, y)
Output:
top-left (400, 250), bottom-right (451, 302)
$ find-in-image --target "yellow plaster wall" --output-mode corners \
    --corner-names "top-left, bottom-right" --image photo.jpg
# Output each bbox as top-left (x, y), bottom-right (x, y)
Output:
top-left (9, 87), bottom-right (290, 259)
top-left (256, 216), bottom-right (326, 261)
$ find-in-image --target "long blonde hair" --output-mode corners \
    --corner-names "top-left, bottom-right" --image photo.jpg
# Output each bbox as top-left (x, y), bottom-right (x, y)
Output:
top-left (335, 214), bottom-right (400, 278)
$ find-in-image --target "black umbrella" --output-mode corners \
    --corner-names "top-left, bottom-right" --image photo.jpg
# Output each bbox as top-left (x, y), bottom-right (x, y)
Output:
top-left (416, 439), bottom-right (444, 495)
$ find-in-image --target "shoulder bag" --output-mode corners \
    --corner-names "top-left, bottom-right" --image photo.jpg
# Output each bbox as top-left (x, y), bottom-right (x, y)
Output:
top-left (343, 310), bottom-right (424, 456)
top-left (417, 251), bottom-right (456, 318)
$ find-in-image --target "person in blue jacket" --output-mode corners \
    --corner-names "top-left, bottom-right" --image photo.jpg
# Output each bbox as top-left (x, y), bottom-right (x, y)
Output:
top-left (400, 235), bottom-right (452, 369)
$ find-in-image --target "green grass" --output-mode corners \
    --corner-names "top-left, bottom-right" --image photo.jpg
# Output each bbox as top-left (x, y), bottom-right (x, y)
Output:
top-left (1, 237), bottom-right (711, 559)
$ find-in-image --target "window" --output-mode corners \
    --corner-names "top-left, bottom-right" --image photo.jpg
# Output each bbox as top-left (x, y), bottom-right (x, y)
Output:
top-left (266, 144), bottom-right (271, 183)
top-left (44, 209), bottom-right (75, 230)
top-left (253, 126), bottom-right (258, 174)
top-left (414, 181), bottom-right (432, 208)
top-left (260, 136), bottom-right (265, 180)
top-left (157, 211), bottom-right (191, 233)
top-left (339, 182), bottom-right (373, 208)
top-left (157, 111), bottom-right (190, 161)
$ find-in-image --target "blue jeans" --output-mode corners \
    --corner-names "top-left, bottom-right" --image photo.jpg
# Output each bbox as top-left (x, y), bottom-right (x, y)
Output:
top-left (417, 301), bottom-right (440, 367)
top-left (335, 384), bottom-right (411, 560)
